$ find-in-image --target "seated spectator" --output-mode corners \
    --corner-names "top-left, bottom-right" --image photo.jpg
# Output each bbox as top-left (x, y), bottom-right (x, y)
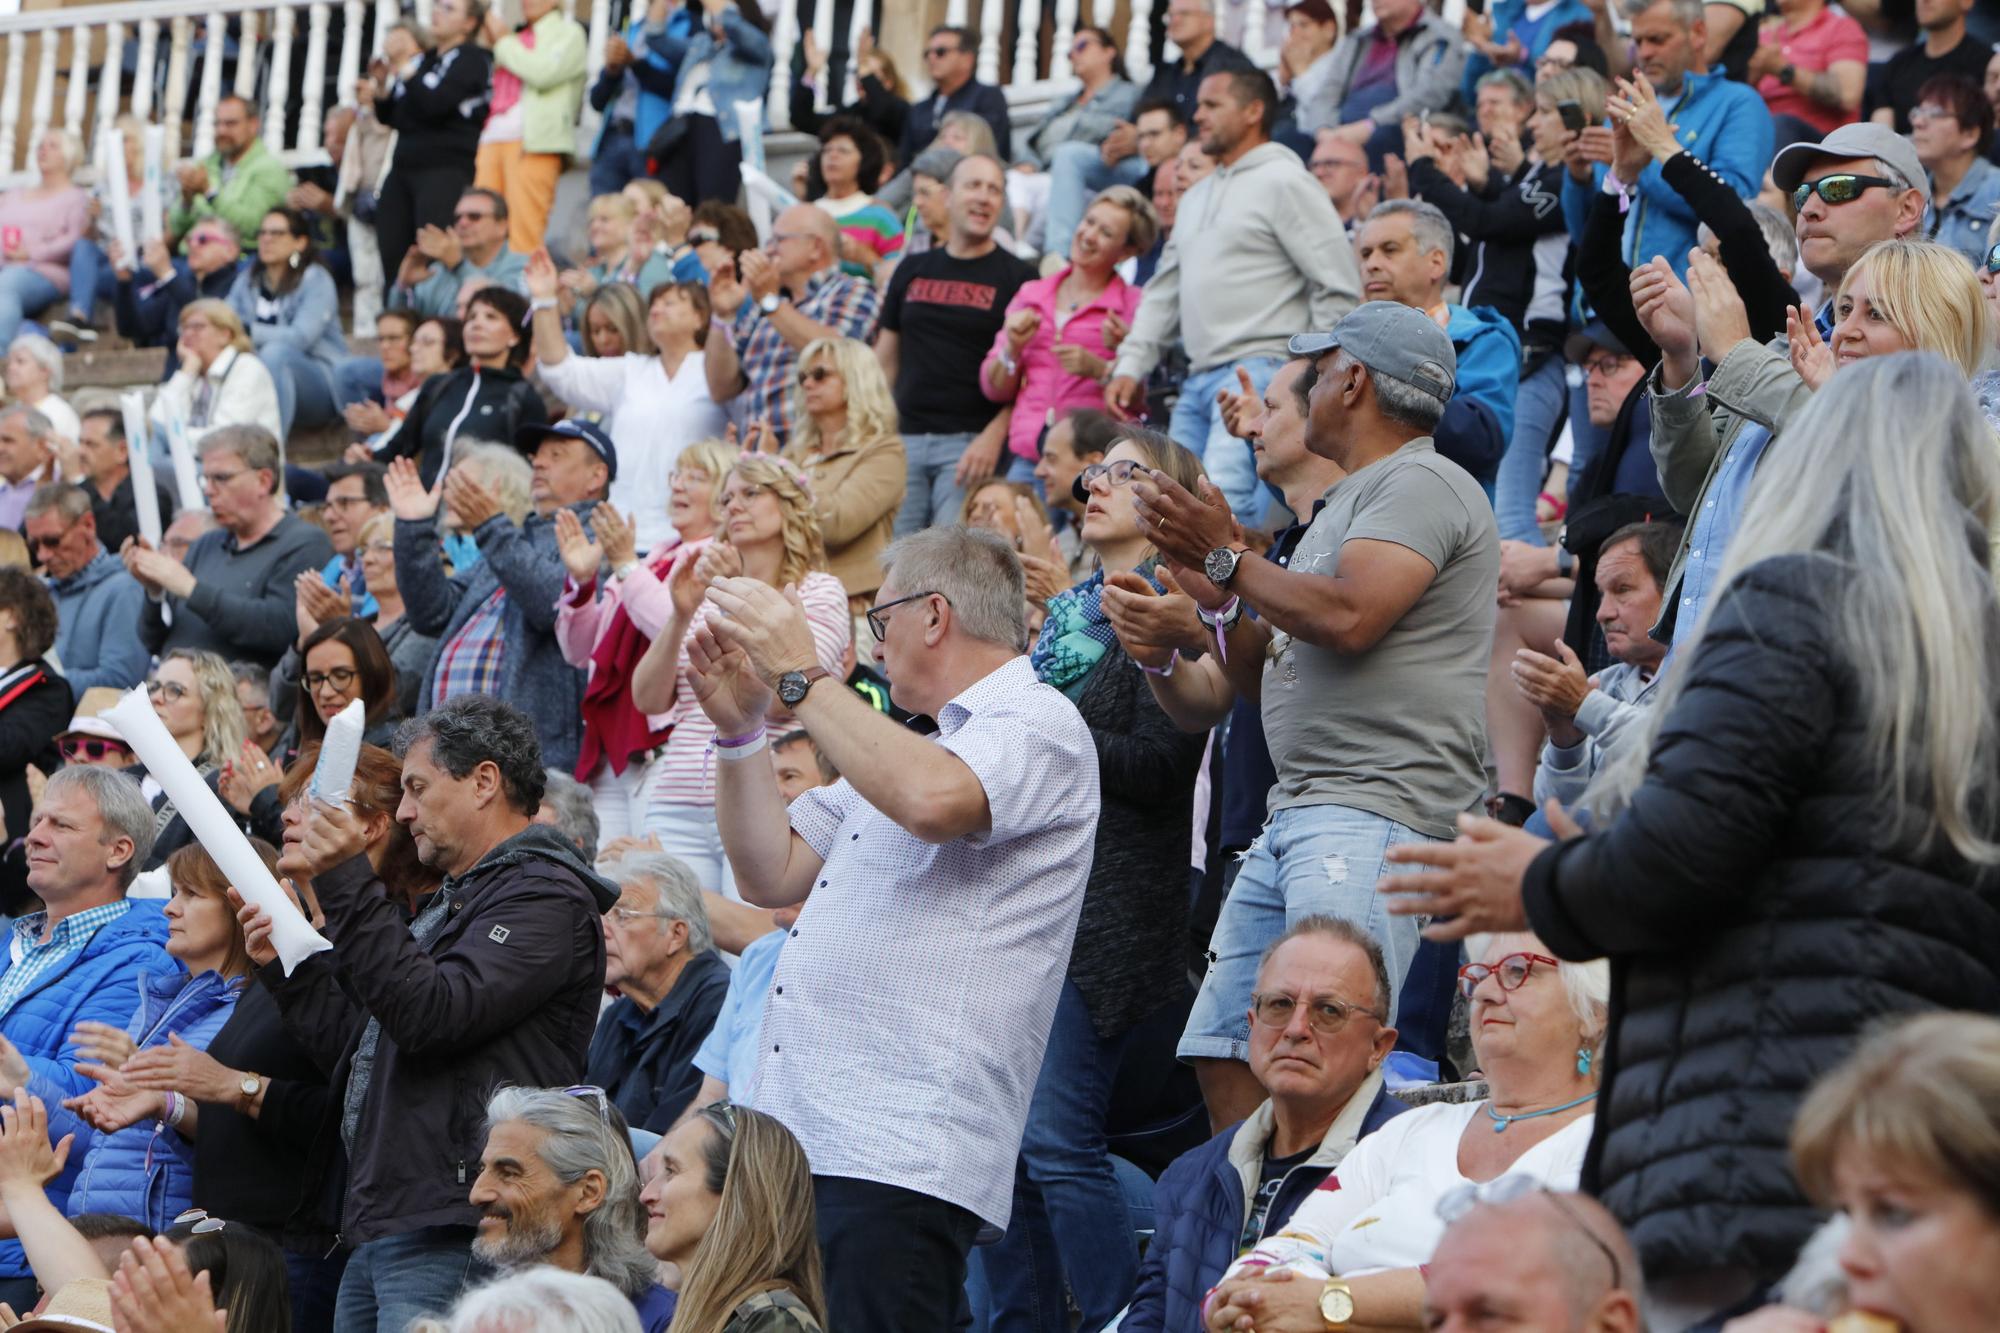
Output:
top-left (982, 187), bottom-right (1154, 484)
top-left (148, 300), bottom-right (283, 455)
top-left (589, 0), bottom-right (699, 197)
top-left (1460, 0), bottom-right (1594, 105)
top-left (113, 227), bottom-right (242, 378)
top-left (227, 207), bottom-right (347, 443)
top-left (1748, 0), bottom-right (1867, 151)
top-left (0, 129), bottom-right (90, 350)
top-left (167, 96), bottom-right (292, 253)
top-left (1204, 934), bottom-right (1607, 1331)
top-left (806, 117), bottom-right (905, 281)
top-left (630, 455), bottom-right (849, 892)
top-left (470, 1086), bottom-right (674, 1332)
top-left (586, 853), bottom-right (729, 1132)
top-left (1010, 30), bottom-right (1141, 255)
top-left (554, 439), bottom-right (734, 839)
top-left (897, 25), bottom-right (1012, 167)
top-left (1867, 0), bottom-right (1987, 134)
top-left (0, 568), bottom-right (68, 905)
top-left (1519, 521), bottom-right (1676, 808)
top-left (1032, 408), bottom-right (1115, 584)
top-left (343, 313), bottom-right (466, 463)
top-left (536, 768), bottom-right (601, 861)
top-left (1277, 0), bottom-right (1342, 134)
top-left (475, 0), bottom-right (587, 257)
top-left (421, 1266), bottom-right (649, 1333)
top-left (577, 284), bottom-right (650, 358)
top-left (309, 461), bottom-right (389, 620)
top-left (57, 708), bottom-right (137, 772)
top-left (1040, 92), bottom-right (1189, 267)
top-left (5, 334), bottom-right (78, 441)
top-left (0, 406), bottom-right (51, 534)
top-left (1308, 129), bottom-right (1374, 234)
top-left (268, 616), bottom-right (403, 782)
top-left (29, 484), bottom-right (148, 693)
top-left (373, 286), bottom-right (546, 487)
top-left (648, 0), bottom-right (775, 207)
top-left (1352, 199), bottom-right (1522, 488)
top-left (1308, 0), bottom-right (1468, 163)
top-left (683, 200), bottom-right (760, 282)
top-left (706, 204), bottom-right (880, 448)
top-left (57, 114), bottom-right (157, 343)
top-left (1532, 22), bottom-right (1610, 83)
top-left (779, 337), bottom-right (905, 610)
top-left (62, 843), bottom-right (265, 1232)
top-left (1126, 917), bottom-right (1407, 1333)
top-left (639, 1103), bottom-right (827, 1332)
top-left (792, 28), bottom-right (910, 150)
top-left (132, 649), bottom-right (249, 868)
top-left (66, 411), bottom-right (175, 560)
top-left (129, 426), bottom-right (335, 670)
top-left (259, 695), bottom-right (619, 1331)
top-left (392, 188), bottom-right (528, 320)
top-left (1423, 1185), bottom-right (1643, 1332)
top-left (527, 252), bottom-right (726, 554)
top-left (162, 508), bottom-right (216, 562)
top-left (1912, 74), bottom-right (2000, 269)
top-left (562, 196), bottom-right (672, 321)
top-left (334, 309), bottom-right (425, 431)
top-left (232, 661), bottom-right (283, 757)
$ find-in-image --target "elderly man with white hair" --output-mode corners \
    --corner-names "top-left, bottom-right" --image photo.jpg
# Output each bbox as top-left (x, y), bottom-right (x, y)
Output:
top-left (416, 1267), bottom-right (645, 1333)
top-left (583, 851), bottom-right (729, 1134)
top-left (4, 335), bottom-right (79, 441)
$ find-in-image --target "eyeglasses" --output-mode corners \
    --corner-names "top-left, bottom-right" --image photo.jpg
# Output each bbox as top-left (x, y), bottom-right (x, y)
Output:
top-left (171, 1208), bottom-right (228, 1235)
top-left (1078, 459), bottom-right (1146, 489)
top-left (767, 230), bottom-right (811, 245)
top-left (326, 494), bottom-right (378, 511)
top-left (188, 231), bottom-right (229, 247)
top-left (1070, 38), bottom-right (1097, 55)
top-left (561, 1085), bottom-right (613, 1124)
top-left (362, 540), bottom-right (395, 556)
top-left (1908, 103), bottom-right (1955, 126)
top-left (60, 736), bottom-right (131, 762)
top-left (1582, 354), bottom-right (1630, 377)
top-left (800, 365), bottom-right (838, 384)
top-left (146, 680), bottom-right (190, 702)
top-left (454, 210), bottom-right (494, 222)
top-left (304, 666), bottom-right (359, 693)
top-left (256, 227), bottom-right (293, 239)
top-left (1985, 240), bottom-right (2000, 275)
top-left (924, 44), bottom-right (957, 57)
top-left (27, 520), bottom-right (78, 552)
top-left (866, 590), bottom-right (948, 642)
top-left (688, 228), bottom-right (721, 246)
top-left (1436, 1175), bottom-right (1623, 1289)
top-left (1457, 950), bottom-right (1561, 999)
top-left (1790, 173), bottom-right (1901, 212)
top-left (719, 482), bottom-right (771, 510)
top-left (201, 467), bottom-right (247, 490)
top-left (1248, 991), bottom-right (1384, 1036)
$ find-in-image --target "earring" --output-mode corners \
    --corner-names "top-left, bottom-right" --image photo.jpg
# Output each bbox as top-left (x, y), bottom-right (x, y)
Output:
top-left (289, 251), bottom-right (302, 270)
top-left (1576, 1046), bottom-right (1594, 1077)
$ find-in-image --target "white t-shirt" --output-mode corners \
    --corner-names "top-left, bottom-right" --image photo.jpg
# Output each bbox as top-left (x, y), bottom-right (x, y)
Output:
top-left (1225, 1099), bottom-right (1594, 1280)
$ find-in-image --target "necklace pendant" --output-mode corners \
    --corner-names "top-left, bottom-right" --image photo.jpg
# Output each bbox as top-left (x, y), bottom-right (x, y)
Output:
top-left (1492, 1115), bottom-right (1510, 1133)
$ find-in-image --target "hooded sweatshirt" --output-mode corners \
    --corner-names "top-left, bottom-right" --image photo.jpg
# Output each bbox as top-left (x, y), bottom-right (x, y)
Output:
top-left (49, 550), bottom-right (150, 692)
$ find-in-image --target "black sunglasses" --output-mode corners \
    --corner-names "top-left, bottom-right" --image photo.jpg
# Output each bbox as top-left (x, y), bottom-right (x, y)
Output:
top-left (1790, 173), bottom-right (1900, 212)
top-left (1986, 240), bottom-right (2000, 276)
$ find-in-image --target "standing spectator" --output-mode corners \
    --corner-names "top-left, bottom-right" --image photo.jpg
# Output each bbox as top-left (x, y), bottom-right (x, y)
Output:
top-left (1747, 0), bottom-right (1868, 149)
top-left (475, 0), bottom-right (587, 255)
top-left (1460, 0), bottom-right (1594, 106)
top-left (706, 205), bottom-right (880, 448)
top-left (527, 251), bottom-right (726, 554)
top-left (0, 407), bottom-right (53, 533)
top-left (898, 26), bottom-right (1013, 166)
top-left (982, 188), bottom-right (1155, 484)
top-left (1108, 71), bottom-right (1361, 523)
top-left (590, 0), bottom-right (699, 197)
top-left (27, 484), bottom-right (149, 693)
top-left (1138, 305), bottom-right (1498, 1129)
top-left (128, 425), bottom-right (335, 671)
top-left (0, 130), bottom-right (90, 350)
top-left (257, 695), bottom-right (618, 1333)
top-left (1135, 0), bottom-right (1254, 126)
top-left (779, 338), bottom-right (906, 609)
top-left (392, 189), bottom-right (528, 320)
top-left (681, 523), bottom-right (1097, 1331)
top-left (1912, 74), bottom-right (2000, 268)
top-left (227, 208), bottom-right (348, 442)
top-left (166, 97), bottom-right (293, 253)
top-left (1867, 0), bottom-right (1988, 134)
top-left (879, 155), bottom-right (1037, 534)
top-left (1309, 0), bottom-right (1468, 164)
top-left (70, 411), bottom-right (175, 560)
top-left (332, 82), bottom-right (401, 336)
top-left (1351, 198), bottom-right (1522, 488)
top-left (148, 300), bottom-right (283, 454)
top-left (805, 118), bottom-right (904, 281)
top-left (1012, 29), bottom-right (1142, 258)
top-left (586, 852), bottom-right (730, 1132)
top-left (365, 0), bottom-right (494, 292)
top-left (6, 334), bottom-right (78, 442)
top-left (1769, 121), bottom-right (1928, 325)
top-left (647, 0), bottom-right (775, 207)
top-left (1033, 409), bottom-right (1116, 584)
top-left (792, 28), bottom-right (911, 148)
top-left (0, 569), bottom-right (69, 908)
top-left (373, 286), bottom-right (546, 487)
top-left (112, 224), bottom-right (243, 363)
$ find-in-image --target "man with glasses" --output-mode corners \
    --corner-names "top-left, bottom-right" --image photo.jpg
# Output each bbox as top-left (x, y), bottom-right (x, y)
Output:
top-left (1126, 917), bottom-right (1406, 1333)
top-left (1308, 131), bottom-right (1372, 228)
top-left (27, 484), bottom-right (147, 692)
top-left (111, 222), bottom-right (243, 367)
top-left (394, 188), bottom-right (528, 320)
top-left (1424, 1185), bottom-right (1642, 1332)
top-left (128, 425), bottom-right (333, 671)
top-left (896, 26), bottom-right (1012, 168)
top-left (167, 94), bottom-right (294, 254)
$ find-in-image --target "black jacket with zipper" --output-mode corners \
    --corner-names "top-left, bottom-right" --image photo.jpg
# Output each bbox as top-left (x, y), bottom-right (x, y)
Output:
top-left (263, 823), bottom-right (617, 1246)
top-left (376, 365), bottom-right (547, 488)
top-left (374, 43), bottom-right (494, 172)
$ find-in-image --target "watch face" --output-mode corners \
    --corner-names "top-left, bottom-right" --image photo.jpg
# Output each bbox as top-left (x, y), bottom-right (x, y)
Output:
top-left (779, 672), bottom-right (807, 705)
top-left (1204, 547), bottom-right (1238, 586)
top-left (1320, 1286), bottom-right (1355, 1323)
top-left (241, 1076), bottom-right (259, 1094)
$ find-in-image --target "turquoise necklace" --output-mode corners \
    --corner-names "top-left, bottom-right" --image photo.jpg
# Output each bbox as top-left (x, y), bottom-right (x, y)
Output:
top-left (1483, 1091), bottom-right (1597, 1134)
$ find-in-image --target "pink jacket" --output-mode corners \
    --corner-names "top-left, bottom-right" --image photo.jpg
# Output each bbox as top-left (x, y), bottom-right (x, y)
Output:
top-left (553, 537), bottom-right (710, 729)
top-left (980, 267), bottom-right (1142, 463)
top-left (0, 187), bottom-right (89, 294)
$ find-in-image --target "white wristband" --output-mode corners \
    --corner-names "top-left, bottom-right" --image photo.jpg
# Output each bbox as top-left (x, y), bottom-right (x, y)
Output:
top-left (713, 732), bottom-right (769, 761)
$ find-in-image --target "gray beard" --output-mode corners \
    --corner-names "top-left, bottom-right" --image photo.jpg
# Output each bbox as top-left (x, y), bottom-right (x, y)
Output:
top-left (471, 1210), bottom-right (569, 1270)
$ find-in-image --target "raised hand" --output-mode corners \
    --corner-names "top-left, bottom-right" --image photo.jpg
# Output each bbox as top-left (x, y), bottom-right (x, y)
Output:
top-left (110, 1236), bottom-right (228, 1333)
top-left (668, 547), bottom-right (710, 621)
top-left (523, 248), bottom-right (560, 303)
top-left (122, 1034), bottom-right (240, 1106)
top-left (1786, 304), bottom-right (1833, 391)
top-left (383, 456), bottom-right (441, 522)
top-left (1003, 307), bottom-right (1042, 355)
top-left (1100, 310), bottom-right (1130, 351)
top-left (67, 1022), bottom-right (137, 1072)
top-left (1687, 248), bottom-right (1753, 365)
top-left (591, 503), bottom-right (638, 568)
top-left (1216, 364), bottom-right (1262, 441)
top-left (63, 1064), bottom-right (162, 1135)
top-left (443, 465), bottom-right (503, 532)
top-left (1630, 256), bottom-right (1697, 368)
top-left (683, 622), bottom-right (775, 735)
top-left (694, 540), bottom-right (745, 587)
top-left (1101, 567), bottom-right (1204, 668)
top-left (553, 507), bottom-right (603, 585)
top-left (226, 888), bottom-right (277, 968)
top-left (1013, 495), bottom-right (1062, 568)
top-left (1608, 71), bottom-right (1680, 165)
top-left (0, 1090), bottom-right (71, 1192)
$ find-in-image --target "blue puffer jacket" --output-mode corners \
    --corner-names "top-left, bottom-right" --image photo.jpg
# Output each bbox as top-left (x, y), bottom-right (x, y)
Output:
top-left (668, 5), bottom-right (773, 144)
top-left (1435, 302), bottom-right (1523, 489)
top-left (0, 900), bottom-right (171, 1278)
top-left (1123, 1078), bottom-right (1407, 1333)
top-left (68, 969), bottom-right (242, 1232)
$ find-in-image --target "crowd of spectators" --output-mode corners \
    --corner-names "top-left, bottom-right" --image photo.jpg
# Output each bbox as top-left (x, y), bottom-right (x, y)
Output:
top-left (0, 0), bottom-right (1996, 1331)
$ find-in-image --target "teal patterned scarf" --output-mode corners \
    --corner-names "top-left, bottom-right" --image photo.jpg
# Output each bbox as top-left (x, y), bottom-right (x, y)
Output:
top-left (1030, 561), bottom-right (1164, 700)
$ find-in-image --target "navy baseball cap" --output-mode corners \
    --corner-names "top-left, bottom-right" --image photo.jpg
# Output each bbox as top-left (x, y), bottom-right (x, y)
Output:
top-left (1288, 302), bottom-right (1458, 403)
top-left (515, 417), bottom-right (618, 483)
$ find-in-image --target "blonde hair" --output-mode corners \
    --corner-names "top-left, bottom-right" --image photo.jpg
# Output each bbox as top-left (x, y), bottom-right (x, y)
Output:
top-left (581, 283), bottom-right (652, 357)
top-left (667, 1106), bottom-right (828, 1333)
top-left (1839, 239), bottom-right (1994, 378)
top-left (674, 437), bottom-right (741, 526)
top-left (727, 454), bottom-right (826, 588)
top-left (588, 192), bottom-right (637, 226)
top-left (938, 110), bottom-right (998, 157)
top-left (1087, 185), bottom-right (1161, 256)
top-left (0, 531), bottom-right (28, 571)
top-left (181, 299), bottom-right (253, 353)
top-left (623, 178), bottom-right (670, 210)
top-left (783, 337), bottom-right (898, 462)
top-left (1536, 67), bottom-right (1609, 124)
top-left (450, 442), bottom-right (534, 527)
top-left (357, 510), bottom-right (394, 548)
top-left (162, 648), bottom-right (248, 764)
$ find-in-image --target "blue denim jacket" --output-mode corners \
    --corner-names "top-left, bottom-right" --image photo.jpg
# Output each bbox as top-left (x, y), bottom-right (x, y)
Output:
top-left (1926, 155), bottom-right (2000, 271)
top-left (671, 5), bottom-right (774, 144)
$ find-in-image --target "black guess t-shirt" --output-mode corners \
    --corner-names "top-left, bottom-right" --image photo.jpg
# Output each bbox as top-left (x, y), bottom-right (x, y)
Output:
top-left (879, 244), bottom-right (1036, 435)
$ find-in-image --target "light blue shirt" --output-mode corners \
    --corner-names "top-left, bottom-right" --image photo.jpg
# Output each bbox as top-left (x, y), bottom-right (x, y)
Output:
top-left (1675, 420), bottom-right (1772, 639)
top-left (0, 902), bottom-right (133, 1020)
top-left (1926, 155), bottom-right (2000, 272)
top-left (691, 929), bottom-right (786, 1104)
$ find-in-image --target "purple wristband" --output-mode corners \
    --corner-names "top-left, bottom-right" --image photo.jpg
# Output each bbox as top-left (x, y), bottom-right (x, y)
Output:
top-left (714, 728), bottom-right (768, 749)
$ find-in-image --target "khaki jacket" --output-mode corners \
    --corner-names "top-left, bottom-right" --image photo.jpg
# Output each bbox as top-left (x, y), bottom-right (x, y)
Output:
top-left (790, 432), bottom-right (906, 605)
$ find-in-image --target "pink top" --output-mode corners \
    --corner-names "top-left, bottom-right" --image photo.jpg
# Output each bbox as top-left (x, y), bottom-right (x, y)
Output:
top-left (981, 267), bottom-right (1143, 463)
top-left (554, 537), bottom-right (711, 730)
top-left (1756, 7), bottom-right (1867, 135)
top-left (0, 187), bottom-right (90, 294)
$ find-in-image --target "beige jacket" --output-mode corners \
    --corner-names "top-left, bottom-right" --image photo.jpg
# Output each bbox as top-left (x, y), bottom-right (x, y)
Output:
top-left (790, 432), bottom-right (906, 605)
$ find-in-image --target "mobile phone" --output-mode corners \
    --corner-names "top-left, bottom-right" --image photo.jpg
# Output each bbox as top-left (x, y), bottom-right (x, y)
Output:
top-left (1558, 101), bottom-right (1587, 134)
top-left (0, 227), bottom-right (19, 253)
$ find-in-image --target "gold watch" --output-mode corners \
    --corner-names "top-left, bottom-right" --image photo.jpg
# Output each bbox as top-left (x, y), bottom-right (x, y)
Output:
top-left (1319, 1276), bottom-right (1356, 1328)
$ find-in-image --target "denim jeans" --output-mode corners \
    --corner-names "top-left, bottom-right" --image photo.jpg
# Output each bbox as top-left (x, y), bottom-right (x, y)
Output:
top-left (976, 978), bottom-right (1140, 1332)
top-left (285, 1242), bottom-right (350, 1333)
top-left (67, 238), bottom-right (119, 322)
top-left (896, 430), bottom-right (979, 536)
top-left (0, 268), bottom-right (61, 349)
top-left (1494, 354), bottom-right (1569, 544)
top-left (591, 126), bottom-right (653, 196)
top-left (1167, 357), bottom-right (1282, 526)
top-left (1179, 803), bottom-right (1433, 1062)
top-left (260, 342), bottom-right (340, 440)
top-left (1040, 143), bottom-right (1149, 262)
top-left (334, 354), bottom-right (385, 410)
top-left (332, 1225), bottom-right (484, 1333)
top-left (817, 1175), bottom-right (984, 1333)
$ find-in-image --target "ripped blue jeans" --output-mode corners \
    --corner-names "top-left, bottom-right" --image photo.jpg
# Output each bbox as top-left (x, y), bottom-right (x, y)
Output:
top-left (1177, 803), bottom-right (1433, 1062)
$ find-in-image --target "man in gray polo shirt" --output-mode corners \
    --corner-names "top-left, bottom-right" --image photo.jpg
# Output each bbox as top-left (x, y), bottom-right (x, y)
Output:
top-left (1136, 301), bottom-right (1498, 1127)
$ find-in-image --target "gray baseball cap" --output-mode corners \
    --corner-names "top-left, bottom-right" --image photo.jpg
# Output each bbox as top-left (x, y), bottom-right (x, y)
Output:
top-left (1770, 122), bottom-right (1926, 198)
top-left (1288, 302), bottom-right (1457, 402)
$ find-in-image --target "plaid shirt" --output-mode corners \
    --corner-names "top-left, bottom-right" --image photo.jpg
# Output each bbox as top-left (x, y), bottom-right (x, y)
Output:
top-left (733, 267), bottom-right (880, 444)
top-left (430, 586), bottom-right (508, 708)
top-left (0, 902), bottom-right (133, 1019)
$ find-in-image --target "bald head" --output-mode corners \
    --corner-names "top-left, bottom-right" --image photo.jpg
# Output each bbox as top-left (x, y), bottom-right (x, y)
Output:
top-left (771, 204), bottom-right (840, 282)
top-left (1424, 1192), bottom-right (1642, 1333)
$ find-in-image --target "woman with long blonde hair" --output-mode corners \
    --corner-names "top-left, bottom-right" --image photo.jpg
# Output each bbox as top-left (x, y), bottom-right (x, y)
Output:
top-left (781, 336), bottom-right (905, 608)
top-left (630, 454), bottom-right (849, 895)
top-left (641, 1103), bottom-right (828, 1333)
top-left (141, 648), bottom-right (251, 870)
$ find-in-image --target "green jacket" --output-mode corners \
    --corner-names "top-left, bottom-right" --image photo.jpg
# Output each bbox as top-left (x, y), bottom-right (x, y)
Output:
top-left (168, 138), bottom-right (292, 252)
top-left (492, 10), bottom-right (589, 156)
